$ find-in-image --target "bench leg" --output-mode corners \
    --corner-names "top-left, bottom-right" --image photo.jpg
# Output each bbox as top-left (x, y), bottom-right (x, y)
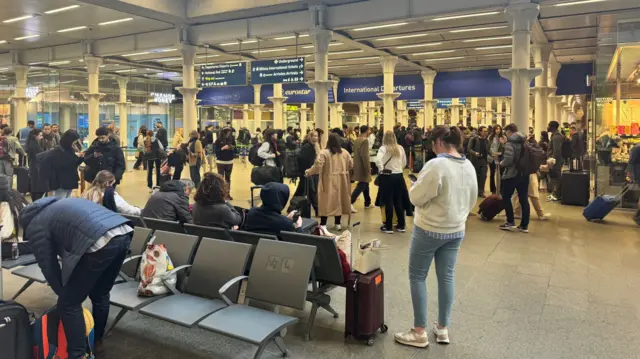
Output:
top-left (305, 303), bottom-right (319, 341)
top-left (321, 304), bottom-right (339, 319)
top-left (11, 279), bottom-right (34, 300)
top-left (252, 342), bottom-right (267, 359)
top-left (104, 308), bottom-right (128, 336)
top-left (274, 336), bottom-right (289, 357)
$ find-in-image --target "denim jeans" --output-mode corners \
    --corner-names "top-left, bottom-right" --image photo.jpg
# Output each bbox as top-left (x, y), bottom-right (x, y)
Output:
top-left (350, 181), bottom-right (371, 206)
top-left (501, 174), bottom-right (531, 229)
top-left (54, 188), bottom-right (73, 199)
top-left (57, 234), bottom-right (131, 359)
top-left (409, 226), bottom-right (463, 328)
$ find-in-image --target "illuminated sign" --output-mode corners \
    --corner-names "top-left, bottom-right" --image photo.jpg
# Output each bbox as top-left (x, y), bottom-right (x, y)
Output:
top-left (200, 62), bottom-right (248, 87)
top-left (251, 57), bottom-right (305, 85)
top-left (150, 92), bottom-right (175, 104)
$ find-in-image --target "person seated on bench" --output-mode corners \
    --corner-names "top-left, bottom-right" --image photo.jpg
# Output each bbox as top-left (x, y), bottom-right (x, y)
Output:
top-left (81, 170), bottom-right (141, 216)
top-left (244, 182), bottom-right (302, 236)
top-left (193, 172), bottom-right (242, 229)
top-left (20, 197), bottom-right (133, 358)
top-left (142, 179), bottom-right (193, 223)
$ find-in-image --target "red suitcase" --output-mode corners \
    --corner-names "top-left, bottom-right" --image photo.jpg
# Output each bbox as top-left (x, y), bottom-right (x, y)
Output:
top-left (344, 269), bottom-right (388, 346)
top-left (478, 194), bottom-right (504, 221)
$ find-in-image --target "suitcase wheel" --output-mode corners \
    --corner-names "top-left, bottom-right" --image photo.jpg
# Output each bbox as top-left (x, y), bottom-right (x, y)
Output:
top-left (380, 324), bottom-right (388, 333)
top-left (367, 338), bottom-right (374, 346)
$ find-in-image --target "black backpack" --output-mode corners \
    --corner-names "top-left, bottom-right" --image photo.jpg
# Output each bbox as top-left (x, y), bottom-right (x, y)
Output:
top-left (248, 143), bottom-right (264, 166)
top-left (518, 142), bottom-right (545, 175)
top-left (0, 301), bottom-right (32, 359)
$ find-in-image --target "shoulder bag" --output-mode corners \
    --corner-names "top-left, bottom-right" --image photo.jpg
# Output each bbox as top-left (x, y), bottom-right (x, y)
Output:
top-left (373, 157), bottom-right (393, 186)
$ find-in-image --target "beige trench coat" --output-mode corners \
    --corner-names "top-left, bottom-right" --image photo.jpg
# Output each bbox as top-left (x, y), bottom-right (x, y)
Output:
top-left (351, 137), bottom-right (371, 183)
top-left (306, 149), bottom-right (354, 217)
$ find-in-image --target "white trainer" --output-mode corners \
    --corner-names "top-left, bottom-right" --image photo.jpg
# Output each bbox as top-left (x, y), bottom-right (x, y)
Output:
top-left (394, 328), bottom-right (429, 348)
top-left (350, 205), bottom-right (358, 213)
top-left (433, 323), bottom-right (450, 344)
top-left (539, 213), bottom-right (551, 220)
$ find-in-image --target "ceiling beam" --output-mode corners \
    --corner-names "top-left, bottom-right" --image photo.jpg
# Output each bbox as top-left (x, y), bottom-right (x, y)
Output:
top-left (77, 0), bottom-right (190, 25)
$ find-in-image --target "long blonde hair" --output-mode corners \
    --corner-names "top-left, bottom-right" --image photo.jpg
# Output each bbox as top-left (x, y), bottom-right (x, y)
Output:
top-left (306, 130), bottom-right (321, 155)
top-left (382, 130), bottom-right (401, 158)
top-left (81, 170), bottom-right (115, 204)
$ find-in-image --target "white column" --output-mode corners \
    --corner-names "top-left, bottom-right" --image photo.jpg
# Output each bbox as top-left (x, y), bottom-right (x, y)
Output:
top-left (436, 108), bottom-right (444, 125)
top-left (450, 98), bottom-right (462, 125)
top-left (615, 58), bottom-right (621, 126)
top-left (485, 97), bottom-right (493, 125)
top-left (529, 107), bottom-right (535, 128)
top-left (495, 98), bottom-right (504, 126)
top-left (269, 83), bottom-right (287, 130)
top-left (505, 98), bottom-right (511, 125)
top-left (532, 44), bottom-right (551, 141)
top-left (420, 70), bottom-right (436, 129)
top-left (556, 96), bottom-right (565, 125)
top-left (59, 105), bottom-right (71, 131)
top-left (116, 77), bottom-right (129, 148)
top-left (329, 78), bottom-right (341, 128)
top-left (82, 56), bottom-right (105, 141)
top-left (12, 65), bottom-right (29, 132)
top-left (462, 104), bottom-right (468, 125)
top-left (368, 102), bottom-right (377, 127)
top-left (359, 102), bottom-right (368, 125)
top-left (470, 97), bottom-right (479, 128)
top-left (396, 100), bottom-right (407, 127)
top-left (252, 84), bottom-right (263, 132)
top-left (177, 44), bottom-right (200, 137)
top-left (547, 62), bottom-right (561, 124)
top-left (299, 103), bottom-right (309, 134)
top-left (499, 1), bottom-right (542, 133)
top-left (377, 56), bottom-right (400, 131)
top-left (308, 29), bottom-right (333, 138)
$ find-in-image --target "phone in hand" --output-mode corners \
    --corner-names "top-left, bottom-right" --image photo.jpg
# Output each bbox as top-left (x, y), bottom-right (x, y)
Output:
top-left (292, 210), bottom-right (300, 222)
top-left (408, 174), bottom-right (418, 183)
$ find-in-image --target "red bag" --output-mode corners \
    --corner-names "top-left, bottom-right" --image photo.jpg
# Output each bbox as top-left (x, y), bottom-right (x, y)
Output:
top-left (312, 226), bottom-right (351, 283)
top-left (345, 269), bottom-right (387, 345)
top-left (478, 195), bottom-right (505, 221)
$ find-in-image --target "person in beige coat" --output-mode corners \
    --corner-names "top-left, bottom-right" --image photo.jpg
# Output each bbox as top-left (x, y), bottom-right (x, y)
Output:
top-left (350, 125), bottom-right (372, 212)
top-left (306, 132), bottom-right (354, 231)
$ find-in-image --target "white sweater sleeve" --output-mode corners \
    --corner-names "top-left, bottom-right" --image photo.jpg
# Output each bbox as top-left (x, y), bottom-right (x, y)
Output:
top-left (375, 146), bottom-right (387, 171)
top-left (115, 192), bottom-right (141, 216)
top-left (409, 162), bottom-right (441, 207)
top-left (400, 145), bottom-right (407, 168)
top-left (258, 142), bottom-right (275, 159)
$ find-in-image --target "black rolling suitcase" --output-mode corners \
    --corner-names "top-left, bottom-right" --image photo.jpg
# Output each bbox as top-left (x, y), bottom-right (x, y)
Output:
top-left (0, 300), bottom-right (33, 359)
top-left (345, 269), bottom-right (387, 346)
top-left (561, 171), bottom-right (590, 206)
top-left (15, 167), bottom-right (30, 194)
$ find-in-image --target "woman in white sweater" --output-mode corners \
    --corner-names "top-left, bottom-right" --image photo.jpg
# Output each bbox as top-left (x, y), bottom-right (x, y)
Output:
top-left (394, 126), bottom-right (478, 349)
top-left (81, 170), bottom-right (141, 216)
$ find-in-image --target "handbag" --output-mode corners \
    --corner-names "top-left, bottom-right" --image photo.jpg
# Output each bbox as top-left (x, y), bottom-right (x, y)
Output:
top-left (251, 165), bottom-right (283, 185)
top-left (373, 157), bottom-right (393, 186)
top-left (138, 240), bottom-right (177, 297)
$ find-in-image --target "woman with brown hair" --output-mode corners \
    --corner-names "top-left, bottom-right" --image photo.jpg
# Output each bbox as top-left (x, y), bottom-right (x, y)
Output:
top-left (192, 172), bottom-right (242, 229)
top-left (187, 130), bottom-right (206, 188)
top-left (81, 170), bottom-right (141, 215)
top-left (305, 132), bottom-right (353, 231)
top-left (143, 129), bottom-right (164, 192)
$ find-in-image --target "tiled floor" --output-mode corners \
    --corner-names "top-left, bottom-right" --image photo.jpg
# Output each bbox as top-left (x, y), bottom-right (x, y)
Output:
top-left (2, 161), bottom-right (640, 359)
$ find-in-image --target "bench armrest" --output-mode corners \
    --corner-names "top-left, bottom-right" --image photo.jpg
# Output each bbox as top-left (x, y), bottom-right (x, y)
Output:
top-left (219, 275), bottom-right (249, 306)
top-left (161, 265), bottom-right (192, 294)
top-left (122, 254), bottom-right (142, 264)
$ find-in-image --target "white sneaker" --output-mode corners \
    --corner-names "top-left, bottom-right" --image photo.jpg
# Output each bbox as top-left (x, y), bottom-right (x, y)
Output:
top-left (394, 328), bottom-right (429, 348)
top-left (539, 213), bottom-right (551, 220)
top-left (334, 224), bottom-right (342, 231)
top-left (433, 323), bottom-right (450, 344)
top-left (350, 205), bottom-right (358, 213)
top-left (148, 188), bottom-right (153, 193)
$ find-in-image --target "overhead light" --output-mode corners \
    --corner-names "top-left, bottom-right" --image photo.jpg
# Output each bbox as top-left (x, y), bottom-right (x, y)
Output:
top-left (483, 53), bottom-right (510, 57)
top-left (0, 68), bottom-right (9, 72)
top-left (274, 34), bottom-right (309, 40)
top-left (397, 42), bottom-right (442, 49)
top-left (252, 48), bottom-right (287, 54)
top-left (411, 50), bottom-right (456, 56)
top-left (329, 43), bottom-right (343, 46)
top-left (122, 52), bottom-right (151, 57)
top-left (328, 65), bottom-right (349, 69)
top-left (44, 5), bottom-right (80, 14)
top-left (353, 22), bottom-right (408, 31)
top-left (432, 11), bottom-right (499, 21)
top-left (99, 18), bottom-right (133, 26)
top-left (115, 69), bottom-right (136, 73)
top-left (48, 61), bottom-right (70, 66)
top-left (57, 26), bottom-right (87, 33)
top-left (463, 36), bottom-right (512, 43)
top-left (375, 33), bottom-right (428, 41)
top-left (3, 15), bottom-right (35, 23)
top-left (329, 50), bottom-right (364, 55)
top-left (219, 40), bottom-right (258, 46)
top-left (346, 56), bottom-right (379, 61)
top-left (475, 45), bottom-right (512, 50)
top-left (156, 57), bottom-right (182, 62)
top-left (14, 34), bottom-right (39, 41)
top-left (59, 80), bottom-right (76, 84)
top-left (364, 63), bottom-right (380, 66)
top-left (423, 56), bottom-right (466, 62)
top-left (29, 62), bottom-right (45, 65)
top-left (450, 25), bottom-right (508, 33)
top-left (157, 48), bottom-right (176, 52)
top-left (307, 62), bottom-right (315, 65)
top-left (0, 40), bottom-right (7, 45)
top-left (554, 0), bottom-right (606, 7)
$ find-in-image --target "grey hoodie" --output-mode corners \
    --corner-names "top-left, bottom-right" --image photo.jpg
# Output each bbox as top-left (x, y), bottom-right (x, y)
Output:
top-left (500, 132), bottom-right (526, 180)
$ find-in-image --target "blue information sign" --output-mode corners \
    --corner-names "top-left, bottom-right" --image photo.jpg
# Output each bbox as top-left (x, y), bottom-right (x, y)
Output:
top-left (200, 62), bottom-right (247, 88)
top-left (251, 57), bottom-right (305, 85)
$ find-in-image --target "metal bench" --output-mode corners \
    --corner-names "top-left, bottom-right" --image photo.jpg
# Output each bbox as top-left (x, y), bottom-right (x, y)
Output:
top-left (143, 217), bottom-right (186, 233)
top-left (120, 214), bottom-right (147, 228)
top-left (183, 223), bottom-right (234, 242)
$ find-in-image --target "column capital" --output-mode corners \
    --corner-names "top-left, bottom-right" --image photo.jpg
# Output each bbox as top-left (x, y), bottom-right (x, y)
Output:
top-left (268, 96), bottom-right (288, 103)
top-left (81, 92), bottom-right (106, 100)
top-left (548, 61), bottom-right (561, 80)
top-left (421, 69), bottom-right (437, 84)
top-left (180, 43), bottom-right (198, 65)
top-left (176, 87), bottom-right (201, 96)
top-left (116, 77), bottom-right (129, 89)
top-left (252, 84), bottom-right (262, 91)
top-left (504, 1), bottom-right (540, 33)
top-left (531, 43), bottom-right (552, 64)
top-left (380, 56), bottom-right (398, 74)
top-left (83, 56), bottom-right (103, 74)
top-left (499, 68), bottom-right (542, 82)
top-left (310, 29), bottom-right (333, 54)
top-left (12, 65), bottom-right (29, 81)
top-left (307, 80), bottom-right (334, 91)
top-left (420, 99), bottom-right (438, 106)
top-left (11, 97), bottom-right (30, 105)
top-left (376, 92), bottom-right (400, 101)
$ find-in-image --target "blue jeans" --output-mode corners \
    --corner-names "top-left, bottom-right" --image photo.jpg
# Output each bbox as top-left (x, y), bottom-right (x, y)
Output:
top-left (409, 226), bottom-right (463, 328)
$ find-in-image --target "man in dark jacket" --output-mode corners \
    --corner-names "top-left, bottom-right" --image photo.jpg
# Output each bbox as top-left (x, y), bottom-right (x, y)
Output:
top-left (244, 182), bottom-right (300, 236)
top-left (570, 125), bottom-right (585, 171)
top-left (285, 126), bottom-right (298, 151)
top-left (468, 126), bottom-right (490, 198)
top-left (499, 123), bottom-right (530, 233)
top-left (547, 121), bottom-right (565, 201)
top-left (84, 127), bottom-right (126, 186)
top-left (141, 179), bottom-right (193, 223)
top-left (20, 197), bottom-right (132, 358)
top-left (155, 121), bottom-right (168, 149)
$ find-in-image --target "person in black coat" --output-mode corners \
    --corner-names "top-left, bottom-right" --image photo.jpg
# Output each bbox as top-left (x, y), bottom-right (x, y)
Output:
top-left (25, 129), bottom-right (47, 201)
top-left (155, 121), bottom-right (168, 149)
top-left (214, 127), bottom-right (236, 191)
top-left (244, 182), bottom-right (302, 236)
top-left (20, 197), bottom-right (132, 358)
top-left (49, 130), bottom-right (84, 199)
top-left (142, 130), bottom-right (164, 191)
top-left (141, 179), bottom-right (193, 223)
top-left (293, 130), bottom-right (320, 215)
top-left (84, 127), bottom-right (126, 187)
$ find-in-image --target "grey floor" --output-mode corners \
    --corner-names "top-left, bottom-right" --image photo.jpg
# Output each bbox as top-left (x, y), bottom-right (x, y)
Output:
top-left (3, 165), bottom-right (640, 359)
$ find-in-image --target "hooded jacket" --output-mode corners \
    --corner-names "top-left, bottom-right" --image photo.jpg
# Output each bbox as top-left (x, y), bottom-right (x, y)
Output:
top-left (20, 197), bottom-right (129, 294)
top-left (500, 132), bottom-right (526, 180)
top-left (141, 180), bottom-right (192, 223)
top-left (84, 137), bottom-right (126, 184)
top-left (244, 182), bottom-right (296, 235)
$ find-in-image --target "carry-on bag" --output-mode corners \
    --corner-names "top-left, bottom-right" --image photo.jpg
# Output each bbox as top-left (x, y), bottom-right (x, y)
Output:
top-left (561, 171), bottom-right (590, 206)
top-left (478, 165), bottom-right (504, 220)
top-left (32, 306), bottom-right (95, 359)
top-left (15, 166), bottom-right (30, 194)
top-left (287, 177), bottom-right (312, 218)
top-left (344, 269), bottom-right (387, 346)
top-left (251, 165), bottom-right (282, 186)
top-left (138, 242), bottom-right (177, 296)
top-left (583, 185), bottom-right (631, 222)
top-left (0, 300), bottom-right (32, 359)
top-left (250, 185), bottom-right (263, 208)
top-left (157, 173), bottom-right (172, 187)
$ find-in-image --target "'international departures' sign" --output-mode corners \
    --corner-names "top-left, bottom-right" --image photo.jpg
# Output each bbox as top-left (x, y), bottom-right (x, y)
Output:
top-left (200, 62), bottom-right (247, 87)
top-left (338, 75), bottom-right (424, 102)
top-left (251, 57), bottom-right (305, 85)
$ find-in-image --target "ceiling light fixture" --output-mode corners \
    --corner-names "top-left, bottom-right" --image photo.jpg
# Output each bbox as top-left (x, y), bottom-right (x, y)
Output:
top-left (450, 26), bottom-right (508, 33)
top-left (483, 53), bottom-right (510, 57)
top-left (364, 63), bottom-right (380, 66)
top-left (98, 18), bottom-right (133, 26)
top-left (411, 50), bottom-right (456, 56)
top-left (196, 55), bottom-right (220, 59)
top-left (14, 34), bottom-right (40, 41)
top-left (554, 0), bottom-right (606, 7)
top-left (353, 22), bottom-right (408, 31)
top-left (0, 40), bottom-right (7, 45)
top-left (346, 56), bottom-right (379, 61)
top-left (115, 69), bottom-right (136, 73)
top-left (44, 5), bottom-right (80, 14)
top-left (0, 68), bottom-right (9, 72)
top-left (59, 80), bottom-right (76, 84)
top-left (3, 15), bottom-right (35, 23)
top-left (252, 48), bottom-right (287, 54)
top-left (57, 26), bottom-right (87, 33)
top-left (463, 36), bottom-right (512, 43)
top-left (475, 45), bottom-right (512, 50)
top-left (48, 61), bottom-right (70, 66)
top-left (156, 57), bottom-right (182, 62)
top-left (122, 52), bottom-right (151, 57)
top-left (375, 33), bottom-right (428, 41)
top-left (274, 34), bottom-right (309, 40)
top-left (423, 56), bottom-right (466, 62)
top-left (397, 42), bottom-right (442, 49)
top-left (433, 11), bottom-right (499, 21)
top-left (328, 65), bottom-right (349, 69)
top-left (220, 40), bottom-right (258, 46)
top-left (329, 50), bottom-right (364, 55)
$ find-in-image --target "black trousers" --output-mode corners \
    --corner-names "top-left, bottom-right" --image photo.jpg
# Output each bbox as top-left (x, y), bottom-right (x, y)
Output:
top-left (351, 181), bottom-right (371, 206)
top-left (134, 152), bottom-right (147, 170)
top-left (190, 159), bottom-right (202, 188)
top-left (147, 159), bottom-right (161, 188)
top-left (489, 162), bottom-right (498, 194)
top-left (502, 175), bottom-right (530, 229)
top-left (217, 163), bottom-right (233, 189)
top-left (380, 173), bottom-right (406, 230)
top-left (320, 216), bottom-right (341, 226)
top-left (173, 165), bottom-right (183, 180)
top-left (475, 163), bottom-right (488, 195)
